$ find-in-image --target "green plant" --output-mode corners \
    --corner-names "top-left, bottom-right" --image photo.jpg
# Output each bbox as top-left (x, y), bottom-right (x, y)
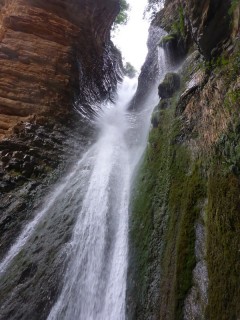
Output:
top-left (206, 164), bottom-right (240, 319)
top-left (113, 0), bottom-right (129, 29)
top-left (171, 6), bottom-right (185, 37)
top-left (124, 62), bottom-right (137, 78)
top-left (228, 0), bottom-right (239, 15)
top-left (158, 34), bottom-right (175, 47)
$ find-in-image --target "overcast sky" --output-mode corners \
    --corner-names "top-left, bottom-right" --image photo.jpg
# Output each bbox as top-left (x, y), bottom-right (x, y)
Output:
top-left (113, 0), bottom-right (149, 71)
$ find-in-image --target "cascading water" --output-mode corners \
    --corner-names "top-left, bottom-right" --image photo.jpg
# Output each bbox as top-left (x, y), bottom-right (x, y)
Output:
top-left (47, 79), bottom-right (135, 320)
top-left (0, 75), bottom-right (159, 317)
top-left (0, 1), bottom-right (169, 319)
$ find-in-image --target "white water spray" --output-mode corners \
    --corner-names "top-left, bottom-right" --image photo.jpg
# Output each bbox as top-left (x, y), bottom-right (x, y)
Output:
top-left (47, 79), bottom-right (135, 320)
top-left (45, 74), bottom-right (160, 320)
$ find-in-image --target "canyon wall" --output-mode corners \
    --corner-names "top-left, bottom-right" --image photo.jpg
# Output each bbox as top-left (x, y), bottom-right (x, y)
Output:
top-left (0, 0), bottom-right (121, 139)
top-left (0, 2), bottom-right (121, 318)
top-left (0, 0), bottom-right (121, 251)
top-left (128, 0), bottom-right (240, 319)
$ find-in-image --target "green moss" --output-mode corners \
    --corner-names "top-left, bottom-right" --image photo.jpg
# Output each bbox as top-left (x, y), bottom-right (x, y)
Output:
top-left (129, 89), bottom-right (206, 319)
top-left (173, 164), bottom-right (206, 318)
top-left (129, 102), bottom-right (175, 317)
top-left (224, 89), bottom-right (240, 113)
top-left (228, 0), bottom-right (239, 15)
top-left (159, 120), bottom-right (206, 318)
top-left (200, 42), bottom-right (240, 79)
top-left (171, 6), bottom-right (185, 37)
top-left (206, 163), bottom-right (240, 319)
top-left (9, 170), bottom-right (22, 177)
top-left (129, 44), bottom-right (240, 319)
top-left (158, 34), bottom-right (176, 47)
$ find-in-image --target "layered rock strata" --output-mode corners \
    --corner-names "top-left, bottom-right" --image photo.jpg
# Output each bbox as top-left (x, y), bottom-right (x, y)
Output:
top-left (0, 0), bottom-right (121, 139)
top-left (0, 0), bottom-right (121, 255)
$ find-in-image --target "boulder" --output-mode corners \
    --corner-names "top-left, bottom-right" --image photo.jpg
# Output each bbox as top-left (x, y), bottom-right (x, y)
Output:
top-left (158, 73), bottom-right (181, 99)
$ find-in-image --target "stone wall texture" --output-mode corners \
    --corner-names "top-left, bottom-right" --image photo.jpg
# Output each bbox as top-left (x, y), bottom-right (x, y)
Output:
top-left (0, 0), bottom-right (120, 139)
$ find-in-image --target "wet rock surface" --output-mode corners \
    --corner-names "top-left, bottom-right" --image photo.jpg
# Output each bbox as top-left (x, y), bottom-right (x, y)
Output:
top-left (0, 114), bottom-right (92, 258)
top-left (127, 0), bottom-right (240, 318)
top-left (183, 0), bottom-right (232, 59)
top-left (155, 0), bottom-right (239, 59)
top-left (158, 72), bottom-right (180, 99)
top-left (129, 26), bottom-right (166, 110)
top-left (184, 209), bottom-right (209, 320)
top-left (0, 0), bottom-right (122, 318)
top-left (0, 111), bottom-right (94, 319)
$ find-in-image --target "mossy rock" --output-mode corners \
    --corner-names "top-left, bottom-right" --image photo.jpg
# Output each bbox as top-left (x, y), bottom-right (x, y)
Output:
top-left (158, 34), bottom-right (177, 48)
top-left (159, 99), bottom-right (171, 110)
top-left (151, 109), bottom-right (160, 128)
top-left (158, 73), bottom-right (181, 99)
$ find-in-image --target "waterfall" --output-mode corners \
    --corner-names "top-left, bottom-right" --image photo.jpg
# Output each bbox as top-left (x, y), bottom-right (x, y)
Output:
top-left (47, 78), bottom-right (134, 320)
top-left (45, 71), bottom-right (161, 319)
top-left (0, 74), bottom-right (162, 319)
top-left (0, 1), bottom-right (169, 319)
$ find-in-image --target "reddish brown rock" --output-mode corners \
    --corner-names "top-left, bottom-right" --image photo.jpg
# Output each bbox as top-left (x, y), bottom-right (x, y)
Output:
top-left (0, 0), bottom-right (120, 139)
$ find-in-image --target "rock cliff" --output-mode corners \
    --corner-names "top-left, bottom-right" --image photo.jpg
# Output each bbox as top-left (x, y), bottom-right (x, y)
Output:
top-left (128, 0), bottom-right (240, 319)
top-left (0, 0), bottom-right (121, 139)
top-left (0, 2), bottom-right (121, 318)
top-left (0, 0), bottom-right (121, 252)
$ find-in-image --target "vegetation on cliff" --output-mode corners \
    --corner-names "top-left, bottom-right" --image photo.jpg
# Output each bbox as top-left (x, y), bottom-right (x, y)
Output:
top-left (114, 0), bottom-right (130, 28)
top-left (128, 0), bottom-right (240, 318)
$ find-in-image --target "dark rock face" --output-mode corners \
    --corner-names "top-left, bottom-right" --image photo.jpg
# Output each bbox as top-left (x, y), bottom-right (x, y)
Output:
top-left (0, 113), bottom-right (92, 258)
top-left (0, 0), bottom-right (121, 257)
top-left (184, 0), bottom-right (232, 58)
top-left (129, 26), bottom-right (166, 110)
top-left (158, 72), bottom-right (180, 99)
top-left (155, 0), bottom-right (239, 59)
top-left (0, 111), bottom-right (94, 320)
top-left (159, 33), bottom-right (187, 64)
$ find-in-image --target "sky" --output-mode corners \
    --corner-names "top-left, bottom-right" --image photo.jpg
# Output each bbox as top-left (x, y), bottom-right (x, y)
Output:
top-left (112, 0), bottom-right (150, 71)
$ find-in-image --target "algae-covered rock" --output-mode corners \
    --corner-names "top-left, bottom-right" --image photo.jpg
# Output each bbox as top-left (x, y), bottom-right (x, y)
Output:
top-left (151, 110), bottom-right (160, 128)
top-left (158, 72), bottom-right (180, 99)
top-left (159, 33), bottom-right (187, 63)
top-left (159, 99), bottom-right (171, 110)
top-left (151, 99), bottom-right (171, 128)
top-left (158, 34), bottom-right (176, 48)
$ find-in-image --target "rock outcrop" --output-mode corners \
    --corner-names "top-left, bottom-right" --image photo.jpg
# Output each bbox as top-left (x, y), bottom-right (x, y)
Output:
top-left (155, 0), bottom-right (240, 59)
top-left (158, 72), bottom-right (180, 99)
top-left (0, 0), bottom-right (121, 258)
top-left (129, 25), bottom-right (166, 110)
top-left (0, 0), bottom-right (121, 139)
